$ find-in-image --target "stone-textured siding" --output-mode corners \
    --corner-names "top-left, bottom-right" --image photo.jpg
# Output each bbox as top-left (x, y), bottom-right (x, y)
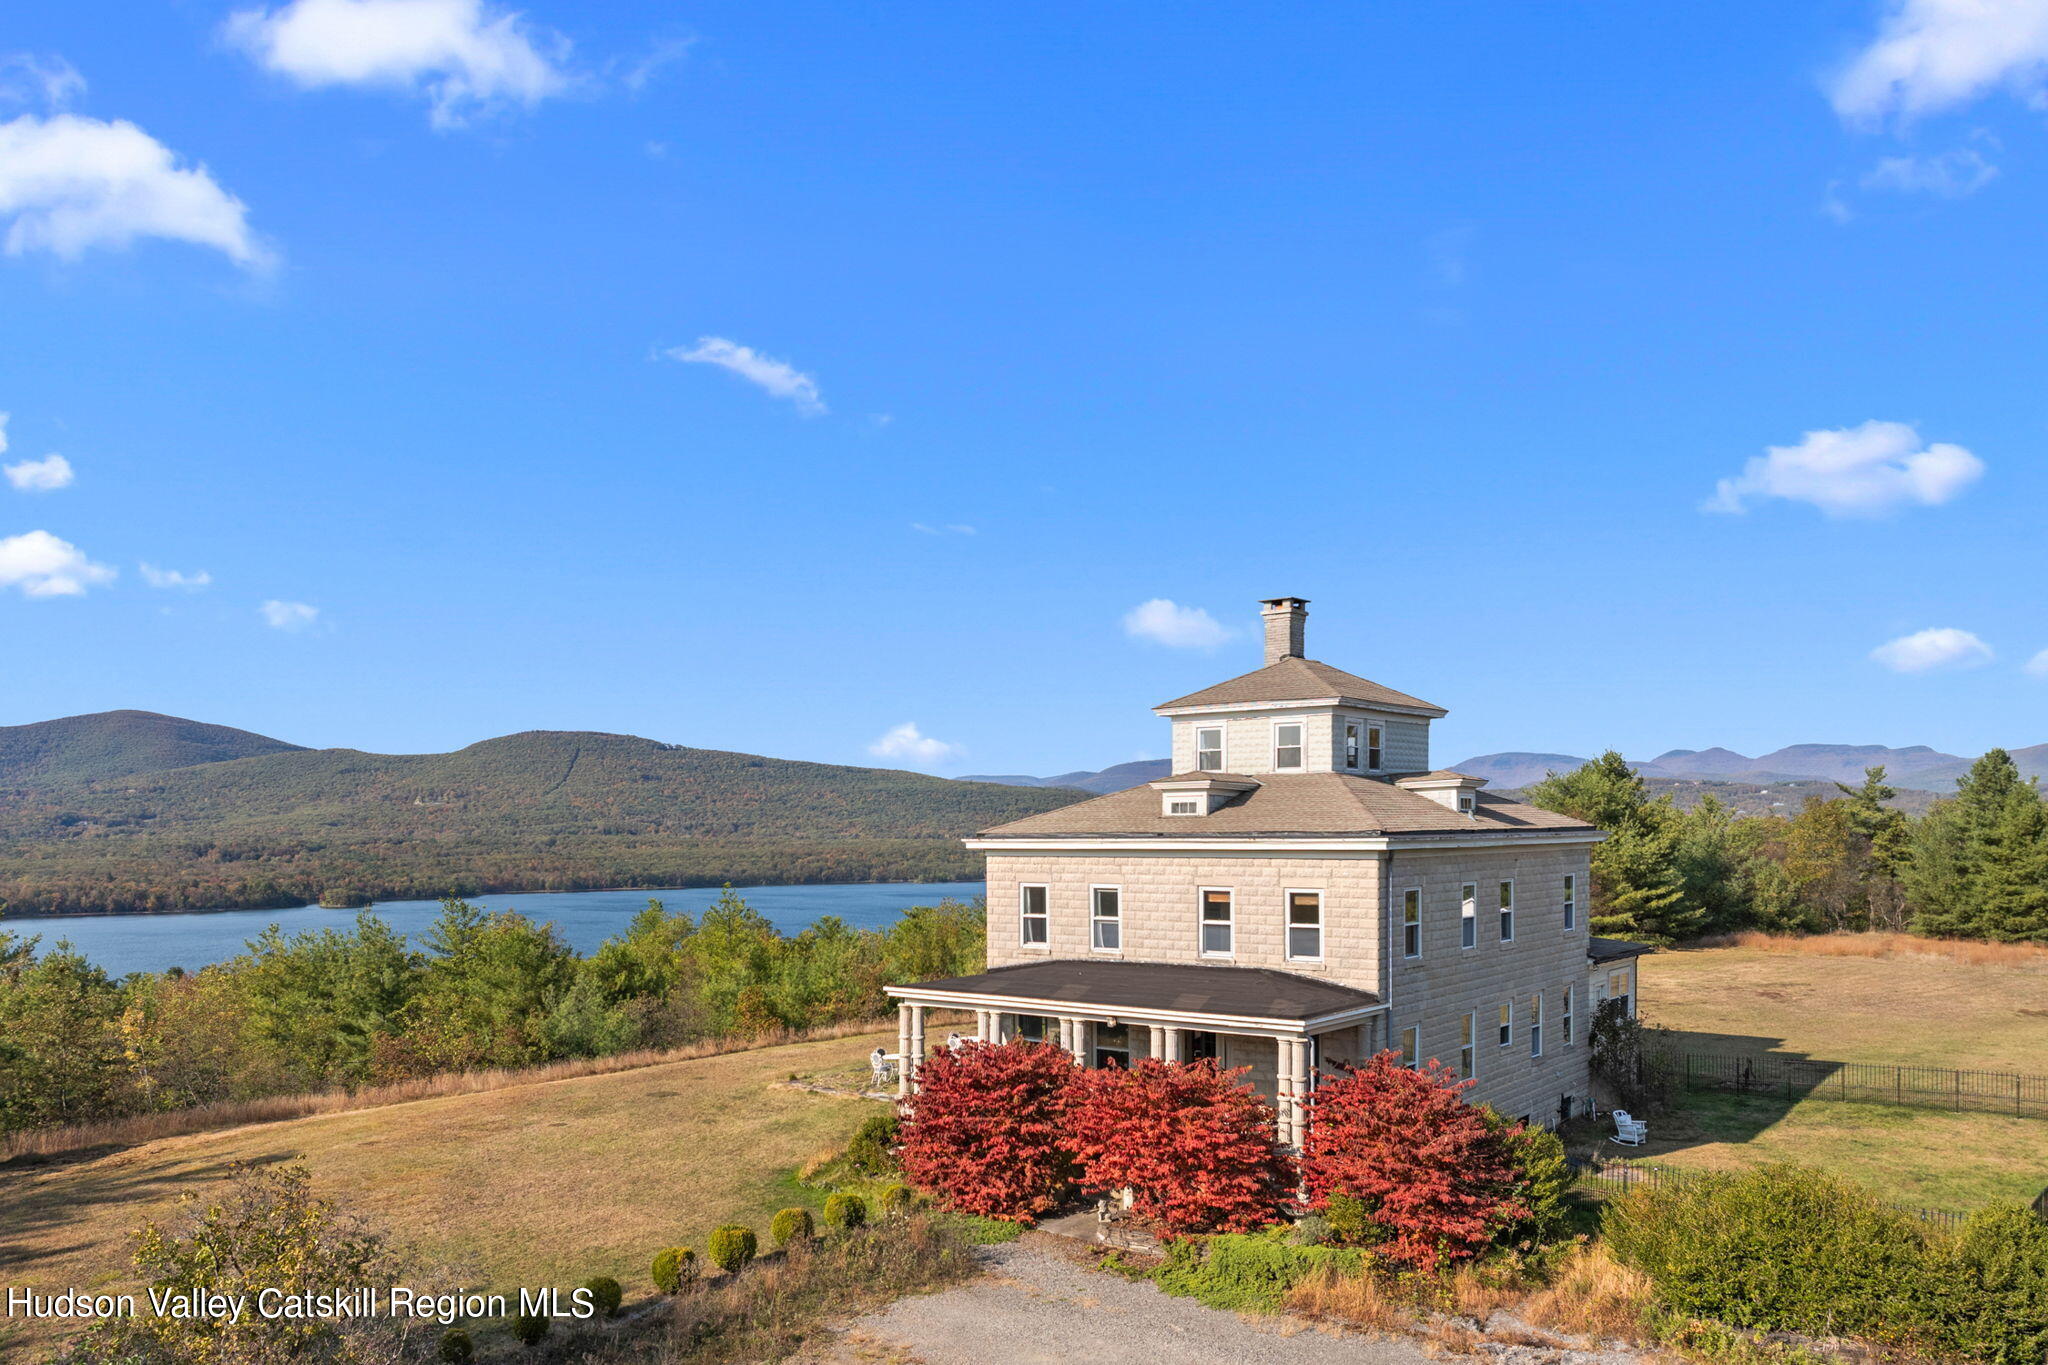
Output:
top-left (1170, 709), bottom-right (1430, 776)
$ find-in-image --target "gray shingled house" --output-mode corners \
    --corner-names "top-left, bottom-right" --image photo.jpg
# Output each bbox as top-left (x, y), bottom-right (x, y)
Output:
top-left (888, 597), bottom-right (1649, 1137)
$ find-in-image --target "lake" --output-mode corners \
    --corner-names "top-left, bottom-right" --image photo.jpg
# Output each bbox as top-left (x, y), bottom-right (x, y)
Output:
top-left (15, 882), bottom-right (987, 977)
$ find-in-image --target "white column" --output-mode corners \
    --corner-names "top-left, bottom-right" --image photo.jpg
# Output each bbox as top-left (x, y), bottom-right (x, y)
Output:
top-left (1147, 1024), bottom-right (1165, 1061)
top-left (976, 1010), bottom-right (995, 1042)
top-left (1163, 1028), bottom-right (1184, 1063)
top-left (897, 1002), bottom-right (913, 1096)
top-left (907, 1005), bottom-right (927, 1092)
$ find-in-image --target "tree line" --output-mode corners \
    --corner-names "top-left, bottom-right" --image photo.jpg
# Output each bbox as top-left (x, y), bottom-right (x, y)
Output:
top-left (0, 891), bottom-right (984, 1136)
top-left (1525, 748), bottom-right (2048, 944)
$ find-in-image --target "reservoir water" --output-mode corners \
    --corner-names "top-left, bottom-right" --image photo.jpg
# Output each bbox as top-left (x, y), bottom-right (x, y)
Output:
top-left (12, 881), bottom-right (986, 977)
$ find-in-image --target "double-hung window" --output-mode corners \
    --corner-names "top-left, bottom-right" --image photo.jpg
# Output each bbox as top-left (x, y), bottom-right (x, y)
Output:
top-left (1498, 1001), bottom-right (1512, 1047)
top-left (1401, 888), bottom-right (1422, 959)
top-left (1562, 986), bottom-right (1575, 1046)
top-left (1286, 891), bottom-right (1323, 961)
top-left (1200, 889), bottom-right (1234, 956)
top-left (1090, 886), bottom-right (1121, 951)
top-left (1367, 724), bottom-right (1383, 771)
top-left (1562, 873), bottom-right (1577, 931)
top-left (1196, 726), bottom-right (1224, 772)
top-left (1530, 992), bottom-right (1543, 1057)
top-left (1498, 881), bottom-right (1515, 942)
top-left (1273, 722), bottom-right (1304, 770)
top-left (1460, 883), bottom-right (1477, 949)
top-left (1020, 885), bottom-right (1049, 946)
top-left (1343, 722), bottom-right (1362, 770)
top-left (1458, 1012), bottom-right (1476, 1079)
top-left (1399, 1026), bottom-right (1420, 1069)
top-left (1609, 969), bottom-right (1633, 1016)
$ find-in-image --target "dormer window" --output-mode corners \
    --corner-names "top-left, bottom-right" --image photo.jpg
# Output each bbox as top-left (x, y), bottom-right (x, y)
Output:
top-left (1457, 793), bottom-right (1475, 815)
top-left (1273, 721), bottom-right (1304, 770)
top-left (1196, 726), bottom-right (1224, 772)
top-left (1166, 798), bottom-right (1201, 816)
top-left (1368, 724), bottom-right (1383, 771)
top-left (1343, 722), bottom-right (1361, 770)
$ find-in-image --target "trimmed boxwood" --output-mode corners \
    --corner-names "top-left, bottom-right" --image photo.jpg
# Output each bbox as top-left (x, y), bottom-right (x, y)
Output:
top-left (771, 1207), bottom-right (816, 1247)
top-left (651, 1245), bottom-right (697, 1294)
top-left (846, 1111), bottom-right (901, 1174)
top-left (580, 1275), bottom-right (623, 1318)
top-left (707, 1224), bottom-right (758, 1274)
top-left (511, 1311), bottom-right (550, 1346)
top-left (436, 1328), bottom-right (474, 1363)
top-left (823, 1192), bottom-right (869, 1231)
top-left (879, 1184), bottom-right (916, 1218)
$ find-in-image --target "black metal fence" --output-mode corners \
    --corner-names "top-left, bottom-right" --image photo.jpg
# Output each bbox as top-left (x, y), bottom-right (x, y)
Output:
top-left (1674, 1051), bottom-right (2048, 1120)
top-left (1571, 1156), bottom-right (1970, 1231)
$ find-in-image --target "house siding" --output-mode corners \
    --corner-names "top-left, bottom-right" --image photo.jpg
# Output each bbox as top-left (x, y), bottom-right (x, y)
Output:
top-left (1170, 709), bottom-right (1430, 776)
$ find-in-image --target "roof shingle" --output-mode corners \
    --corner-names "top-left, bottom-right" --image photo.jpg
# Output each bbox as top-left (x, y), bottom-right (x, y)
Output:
top-left (1155, 657), bottom-right (1446, 715)
top-left (889, 959), bottom-right (1379, 1021)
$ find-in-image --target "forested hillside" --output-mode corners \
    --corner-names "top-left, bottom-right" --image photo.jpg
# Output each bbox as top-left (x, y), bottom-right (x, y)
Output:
top-left (0, 721), bottom-right (1079, 916)
top-left (0, 710), bottom-right (304, 785)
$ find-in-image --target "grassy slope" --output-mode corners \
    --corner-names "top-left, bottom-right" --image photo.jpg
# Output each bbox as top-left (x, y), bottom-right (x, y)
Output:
top-left (0, 730), bottom-right (1078, 914)
top-left (1630, 945), bottom-right (2048, 1212)
top-left (0, 1030), bottom-right (890, 1357)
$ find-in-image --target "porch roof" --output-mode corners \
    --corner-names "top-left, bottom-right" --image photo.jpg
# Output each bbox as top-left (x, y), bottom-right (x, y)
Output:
top-left (886, 959), bottom-right (1381, 1030)
top-left (1587, 936), bottom-right (1655, 964)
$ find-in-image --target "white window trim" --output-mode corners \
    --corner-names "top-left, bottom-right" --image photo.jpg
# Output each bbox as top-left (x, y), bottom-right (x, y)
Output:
top-left (1530, 992), bottom-right (1544, 1058)
top-left (1089, 884), bottom-right (1123, 954)
top-left (1019, 884), bottom-right (1050, 951)
top-left (1562, 873), bottom-right (1577, 932)
top-left (1399, 1025), bottom-right (1420, 1069)
top-left (1163, 795), bottom-right (1203, 817)
top-left (1194, 724), bottom-right (1226, 773)
top-left (1198, 886), bottom-right (1235, 959)
top-left (1562, 985), bottom-right (1575, 1046)
top-left (1498, 1000), bottom-right (1513, 1048)
top-left (1400, 886), bottom-right (1423, 961)
top-left (1284, 887), bottom-right (1325, 963)
top-left (1271, 718), bottom-right (1305, 771)
top-left (1458, 1011), bottom-right (1477, 1080)
top-left (1498, 878), bottom-right (1516, 944)
top-left (1341, 719), bottom-right (1362, 772)
top-left (1459, 882), bottom-right (1478, 950)
top-left (1367, 722), bottom-right (1384, 773)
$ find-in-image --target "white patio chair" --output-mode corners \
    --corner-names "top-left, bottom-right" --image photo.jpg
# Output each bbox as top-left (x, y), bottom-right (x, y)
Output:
top-left (869, 1048), bottom-right (898, 1089)
top-left (1610, 1109), bottom-right (1648, 1146)
top-left (946, 1031), bottom-right (966, 1052)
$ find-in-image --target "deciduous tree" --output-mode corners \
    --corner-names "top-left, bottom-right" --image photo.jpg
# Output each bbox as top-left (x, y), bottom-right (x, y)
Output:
top-left (898, 1039), bottom-right (1074, 1222)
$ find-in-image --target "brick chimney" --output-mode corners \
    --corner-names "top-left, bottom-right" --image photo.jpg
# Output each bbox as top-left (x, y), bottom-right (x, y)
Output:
top-left (1259, 597), bottom-right (1308, 665)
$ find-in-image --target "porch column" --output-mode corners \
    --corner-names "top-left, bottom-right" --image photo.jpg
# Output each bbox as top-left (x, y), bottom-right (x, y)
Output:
top-left (1278, 1037), bottom-right (1309, 1148)
top-left (896, 1003), bottom-right (913, 1099)
top-left (1147, 1024), bottom-right (1165, 1061)
top-left (976, 1009), bottom-right (995, 1043)
top-left (1275, 1037), bottom-right (1297, 1146)
top-left (907, 1004), bottom-right (927, 1092)
top-left (1162, 1027), bottom-right (1184, 1063)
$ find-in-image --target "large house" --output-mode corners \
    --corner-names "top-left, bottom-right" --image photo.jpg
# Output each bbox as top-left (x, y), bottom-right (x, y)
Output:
top-left (888, 597), bottom-right (1648, 1136)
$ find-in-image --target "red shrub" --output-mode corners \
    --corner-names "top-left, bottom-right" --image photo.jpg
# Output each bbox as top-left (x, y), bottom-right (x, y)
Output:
top-left (1299, 1050), bottom-right (1526, 1271)
top-left (1062, 1059), bottom-right (1293, 1234)
top-left (897, 1039), bottom-right (1075, 1222)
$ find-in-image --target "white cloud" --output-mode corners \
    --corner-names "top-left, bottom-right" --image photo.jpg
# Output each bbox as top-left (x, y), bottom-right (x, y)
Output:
top-left (911, 522), bottom-right (975, 536)
top-left (0, 53), bottom-right (86, 109)
top-left (1870, 626), bottom-right (1993, 673)
top-left (140, 563), bottom-right (212, 590)
top-left (0, 113), bottom-right (269, 268)
top-left (867, 722), bottom-right (962, 767)
top-left (1860, 146), bottom-right (1998, 197)
top-left (260, 598), bottom-right (320, 631)
top-left (0, 529), bottom-right (115, 596)
top-left (2025, 648), bottom-right (2048, 679)
top-left (5, 452), bottom-right (73, 491)
top-left (665, 337), bottom-right (826, 416)
top-left (1123, 598), bottom-right (1231, 649)
top-left (1704, 420), bottom-right (1983, 517)
top-left (1829, 0), bottom-right (2048, 125)
top-left (225, 0), bottom-right (570, 130)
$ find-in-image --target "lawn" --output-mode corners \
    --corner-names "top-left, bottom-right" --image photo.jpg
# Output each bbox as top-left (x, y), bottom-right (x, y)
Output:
top-left (0, 1029), bottom-right (892, 1358)
top-left (1637, 941), bottom-right (2048, 1074)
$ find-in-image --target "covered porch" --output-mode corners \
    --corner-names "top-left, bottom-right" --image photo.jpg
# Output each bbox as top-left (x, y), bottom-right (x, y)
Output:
top-left (884, 960), bottom-right (1385, 1146)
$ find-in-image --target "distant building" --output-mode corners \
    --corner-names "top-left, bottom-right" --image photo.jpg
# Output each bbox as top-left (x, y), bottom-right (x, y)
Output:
top-left (889, 597), bottom-right (1648, 1135)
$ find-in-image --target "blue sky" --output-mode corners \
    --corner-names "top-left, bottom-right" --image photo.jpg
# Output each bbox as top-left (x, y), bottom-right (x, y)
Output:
top-left (4, 1), bottom-right (2047, 776)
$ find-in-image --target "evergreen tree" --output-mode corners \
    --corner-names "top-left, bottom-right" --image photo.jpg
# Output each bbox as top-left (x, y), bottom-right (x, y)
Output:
top-left (1904, 751), bottom-right (2048, 943)
top-left (1525, 752), bottom-right (1690, 940)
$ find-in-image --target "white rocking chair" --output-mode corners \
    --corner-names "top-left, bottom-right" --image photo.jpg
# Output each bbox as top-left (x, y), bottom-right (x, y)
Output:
top-left (1610, 1109), bottom-right (1648, 1146)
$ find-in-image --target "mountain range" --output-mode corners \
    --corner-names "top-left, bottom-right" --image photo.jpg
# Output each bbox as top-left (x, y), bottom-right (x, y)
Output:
top-left (0, 711), bottom-right (1075, 918)
top-left (968, 741), bottom-right (2048, 799)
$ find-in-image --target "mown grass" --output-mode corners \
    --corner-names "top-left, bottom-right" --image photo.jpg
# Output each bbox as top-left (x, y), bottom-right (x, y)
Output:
top-left (1640, 941), bottom-right (2048, 1074)
top-left (0, 1029), bottom-right (894, 1358)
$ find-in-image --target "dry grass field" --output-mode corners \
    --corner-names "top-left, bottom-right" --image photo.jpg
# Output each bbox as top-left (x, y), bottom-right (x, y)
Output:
top-left (0, 1030), bottom-right (891, 1359)
top-left (1624, 940), bottom-right (2048, 1212)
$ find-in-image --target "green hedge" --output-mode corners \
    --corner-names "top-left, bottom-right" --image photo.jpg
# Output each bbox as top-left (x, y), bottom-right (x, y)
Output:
top-left (1610, 1163), bottom-right (2048, 1364)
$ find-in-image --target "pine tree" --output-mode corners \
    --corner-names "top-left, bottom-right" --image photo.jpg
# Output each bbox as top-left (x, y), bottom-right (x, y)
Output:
top-left (1526, 752), bottom-right (1690, 941)
top-left (1905, 751), bottom-right (2048, 943)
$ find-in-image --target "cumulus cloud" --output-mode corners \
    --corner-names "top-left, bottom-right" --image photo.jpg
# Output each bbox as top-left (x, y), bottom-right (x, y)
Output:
top-left (260, 598), bottom-right (320, 631)
top-left (0, 113), bottom-right (270, 268)
top-left (1123, 598), bottom-right (1231, 649)
top-left (0, 529), bottom-right (115, 596)
top-left (1870, 627), bottom-right (1993, 673)
top-left (665, 337), bottom-right (826, 416)
top-left (0, 53), bottom-right (86, 109)
top-left (225, 0), bottom-right (571, 129)
top-left (2023, 648), bottom-right (2048, 679)
top-left (5, 452), bottom-right (73, 491)
top-left (1860, 146), bottom-right (1999, 197)
top-left (140, 563), bottom-right (212, 590)
top-left (868, 722), bottom-right (962, 767)
top-left (1704, 420), bottom-right (1983, 518)
top-left (1829, 0), bottom-right (2048, 125)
